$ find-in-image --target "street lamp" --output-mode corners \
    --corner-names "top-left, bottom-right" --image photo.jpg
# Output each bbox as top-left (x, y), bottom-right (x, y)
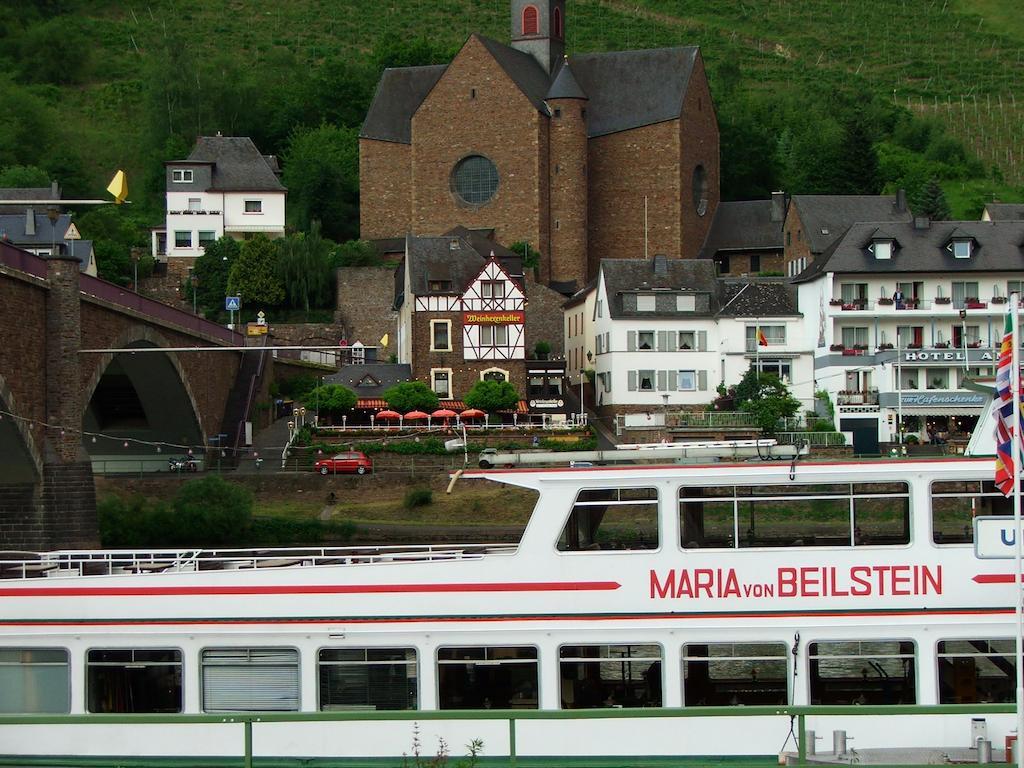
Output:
top-left (662, 392), bottom-right (670, 438)
top-left (578, 370), bottom-right (585, 422)
top-left (191, 273), bottom-right (199, 315)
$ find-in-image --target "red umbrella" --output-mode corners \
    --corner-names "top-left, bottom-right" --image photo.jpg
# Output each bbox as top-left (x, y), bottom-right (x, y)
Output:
top-left (404, 410), bottom-right (429, 420)
top-left (460, 408), bottom-right (485, 419)
top-left (376, 410), bottom-right (402, 420)
top-left (432, 409), bottom-right (458, 418)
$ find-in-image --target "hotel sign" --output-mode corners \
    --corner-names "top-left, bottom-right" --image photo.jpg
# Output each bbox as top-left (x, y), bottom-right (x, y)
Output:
top-left (899, 392), bottom-right (987, 407)
top-left (900, 349), bottom-right (993, 364)
top-left (463, 311), bottom-right (524, 325)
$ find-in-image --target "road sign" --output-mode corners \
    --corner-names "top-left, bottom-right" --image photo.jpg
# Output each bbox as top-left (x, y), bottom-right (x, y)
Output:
top-left (64, 222), bottom-right (81, 240)
top-left (974, 516), bottom-right (1022, 559)
top-left (225, 296), bottom-right (241, 311)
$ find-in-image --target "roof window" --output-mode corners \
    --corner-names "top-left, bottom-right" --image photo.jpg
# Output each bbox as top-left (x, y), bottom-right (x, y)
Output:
top-left (952, 239), bottom-right (973, 259)
top-left (870, 239), bottom-right (894, 260)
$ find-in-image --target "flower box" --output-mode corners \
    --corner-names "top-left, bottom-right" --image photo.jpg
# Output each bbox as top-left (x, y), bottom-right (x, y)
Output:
top-left (992, 296), bottom-right (1007, 304)
top-left (829, 299), bottom-right (843, 306)
top-left (935, 297), bottom-right (951, 305)
top-left (877, 343), bottom-right (894, 350)
top-left (853, 344), bottom-right (868, 350)
top-left (907, 343), bottom-right (922, 349)
top-left (877, 298), bottom-right (894, 306)
top-left (934, 342), bottom-right (949, 348)
top-left (966, 301), bottom-right (987, 309)
top-left (842, 348), bottom-right (861, 356)
top-left (902, 298), bottom-right (919, 308)
top-left (830, 344), bottom-right (845, 351)
top-left (968, 340), bottom-right (982, 348)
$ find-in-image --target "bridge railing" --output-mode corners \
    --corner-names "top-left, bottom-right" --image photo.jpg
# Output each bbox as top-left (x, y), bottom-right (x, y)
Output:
top-left (0, 241), bottom-right (47, 277)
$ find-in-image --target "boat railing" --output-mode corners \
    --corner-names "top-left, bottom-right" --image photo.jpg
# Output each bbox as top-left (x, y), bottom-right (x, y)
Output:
top-left (0, 543), bottom-right (519, 578)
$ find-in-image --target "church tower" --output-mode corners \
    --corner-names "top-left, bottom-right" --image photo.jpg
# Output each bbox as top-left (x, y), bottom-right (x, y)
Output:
top-left (510, 0), bottom-right (566, 75)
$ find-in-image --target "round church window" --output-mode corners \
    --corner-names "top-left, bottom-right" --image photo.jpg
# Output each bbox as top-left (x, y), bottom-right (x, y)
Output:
top-left (451, 155), bottom-right (499, 206)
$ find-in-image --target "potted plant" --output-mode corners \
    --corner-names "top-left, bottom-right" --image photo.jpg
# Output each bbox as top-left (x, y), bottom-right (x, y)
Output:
top-left (968, 340), bottom-right (982, 348)
top-left (904, 297), bottom-right (919, 308)
top-left (853, 343), bottom-right (868, 350)
top-left (966, 298), bottom-right (987, 309)
top-left (935, 296), bottom-right (951, 305)
top-left (878, 297), bottom-right (894, 306)
top-left (829, 299), bottom-right (843, 306)
top-left (830, 343), bottom-right (844, 351)
top-left (992, 296), bottom-right (1008, 304)
top-left (907, 342), bottom-right (922, 349)
top-left (534, 340), bottom-right (551, 360)
top-left (877, 342), bottom-right (894, 350)
top-left (934, 341), bottom-right (949, 349)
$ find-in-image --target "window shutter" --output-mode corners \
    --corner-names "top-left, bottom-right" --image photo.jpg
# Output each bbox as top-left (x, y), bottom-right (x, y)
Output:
top-left (202, 649), bottom-right (299, 712)
top-left (628, 371), bottom-right (637, 391)
top-left (698, 371), bottom-right (708, 391)
top-left (657, 331), bottom-right (670, 351)
top-left (657, 370), bottom-right (667, 391)
top-left (627, 331), bottom-right (637, 352)
top-left (668, 372), bottom-right (677, 391)
top-left (698, 331), bottom-right (707, 352)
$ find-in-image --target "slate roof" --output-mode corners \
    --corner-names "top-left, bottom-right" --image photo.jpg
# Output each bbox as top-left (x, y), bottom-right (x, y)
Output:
top-left (175, 136), bottom-right (286, 192)
top-left (701, 200), bottom-right (783, 256)
top-left (361, 37), bottom-right (699, 142)
top-left (0, 211), bottom-right (93, 270)
top-left (986, 203), bottom-right (1024, 221)
top-left (403, 234), bottom-right (494, 297)
top-left (601, 257), bottom-right (720, 318)
top-left (0, 187), bottom-right (56, 214)
top-left (546, 59), bottom-right (587, 100)
top-left (717, 280), bottom-right (799, 317)
top-left (444, 225), bottom-right (524, 276)
top-left (791, 194), bottom-right (912, 255)
top-left (325, 364), bottom-right (412, 397)
top-left (793, 220), bottom-right (1024, 282)
top-left (361, 65), bottom-right (447, 144)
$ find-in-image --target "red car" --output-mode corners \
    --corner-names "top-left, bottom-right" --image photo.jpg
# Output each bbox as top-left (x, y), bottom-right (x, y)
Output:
top-left (314, 451), bottom-right (372, 475)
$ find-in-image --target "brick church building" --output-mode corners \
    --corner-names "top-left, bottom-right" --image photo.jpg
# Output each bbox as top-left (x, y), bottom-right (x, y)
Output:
top-left (360, 0), bottom-right (720, 294)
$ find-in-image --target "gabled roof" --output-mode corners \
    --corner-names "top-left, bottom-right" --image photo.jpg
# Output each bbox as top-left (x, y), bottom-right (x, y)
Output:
top-left (717, 280), bottom-right (799, 317)
top-left (325, 364), bottom-right (412, 397)
top-left (793, 220), bottom-right (1024, 282)
top-left (0, 186), bottom-right (57, 214)
top-left (562, 277), bottom-right (598, 310)
top-left (177, 136), bottom-right (286, 192)
top-left (0, 211), bottom-right (93, 270)
top-left (701, 200), bottom-right (783, 256)
top-left (601, 257), bottom-right (720, 318)
top-left (985, 203), bottom-right (1024, 221)
top-left (404, 234), bottom-right (491, 297)
top-left (443, 225), bottom-right (523, 277)
top-left (361, 39), bottom-right (701, 143)
top-left (570, 46), bottom-right (697, 137)
top-left (791, 194), bottom-right (912, 255)
top-left (360, 65), bottom-right (447, 144)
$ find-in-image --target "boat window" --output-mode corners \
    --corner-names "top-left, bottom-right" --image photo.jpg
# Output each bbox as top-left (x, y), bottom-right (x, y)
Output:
top-left (201, 648), bottom-right (299, 712)
top-left (87, 649), bottom-right (182, 713)
top-left (318, 648), bottom-right (417, 711)
top-left (558, 487), bottom-right (659, 551)
top-left (937, 639), bottom-right (1015, 704)
top-left (679, 482), bottom-right (910, 548)
top-left (0, 648), bottom-right (69, 714)
top-left (437, 646), bottom-right (538, 710)
top-left (931, 480), bottom-right (1010, 544)
top-left (809, 640), bottom-right (916, 705)
top-left (682, 643), bottom-right (788, 707)
top-left (559, 644), bottom-right (662, 709)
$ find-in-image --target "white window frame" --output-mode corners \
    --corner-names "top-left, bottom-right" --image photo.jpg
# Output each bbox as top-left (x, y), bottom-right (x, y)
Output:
top-left (677, 295), bottom-right (696, 312)
top-left (430, 320), bottom-right (452, 352)
top-left (953, 240), bottom-right (972, 259)
top-left (174, 230), bottom-right (193, 249)
top-left (431, 368), bottom-right (452, 399)
top-left (187, 197), bottom-right (201, 211)
top-left (200, 648), bottom-right (299, 712)
top-left (678, 331), bottom-right (696, 350)
top-left (480, 325), bottom-right (508, 346)
top-left (678, 370), bottom-right (697, 390)
top-left (636, 294), bottom-right (656, 312)
top-left (171, 169), bottom-right (193, 183)
top-left (481, 281), bottom-right (505, 299)
top-left (873, 240), bottom-right (892, 260)
top-left (198, 231), bottom-right (216, 248)
top-left (480, 367), bottom-right (509, 382)
top-left (244, 199), bottom-right (263, 214)
top-left (638, 369), bottom-right (655, 391)
top-left (637, 331), bottom-right (655, 351)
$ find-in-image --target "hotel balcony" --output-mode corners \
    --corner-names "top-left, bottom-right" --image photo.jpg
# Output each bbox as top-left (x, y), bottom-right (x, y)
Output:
top-left (828, 297), bottom-right (1004, 314)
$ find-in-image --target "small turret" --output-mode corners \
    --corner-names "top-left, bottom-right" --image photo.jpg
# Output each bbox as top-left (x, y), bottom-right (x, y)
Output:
top-left (510, 0), bottom-right (566, 75)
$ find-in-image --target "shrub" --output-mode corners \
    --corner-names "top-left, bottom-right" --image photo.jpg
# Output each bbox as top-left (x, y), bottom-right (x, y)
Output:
top-left (172, 476), bottom-right (254, 545)
top-left (404, 488), bottom-right (433, 509)
top-left (383, 381), bottom-right (440, 413)
top-left (247, 516), bottom-right (356, 544)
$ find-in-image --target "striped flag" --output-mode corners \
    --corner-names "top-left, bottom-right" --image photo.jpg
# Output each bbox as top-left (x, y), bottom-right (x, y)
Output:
top-left (757, 327), bottom-right (769, 347)
top-left (994, 308), bottom-right (1019, 495)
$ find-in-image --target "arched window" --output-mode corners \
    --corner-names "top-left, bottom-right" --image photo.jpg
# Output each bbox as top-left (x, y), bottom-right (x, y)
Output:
top-left (522, 5), bottom-right (539, 36)
top-left (553, 7), bottom-right (563, 39)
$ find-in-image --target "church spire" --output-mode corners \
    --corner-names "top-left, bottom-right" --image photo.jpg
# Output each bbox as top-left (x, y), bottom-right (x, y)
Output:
top-left (510, 0), bottom-right (566, 75)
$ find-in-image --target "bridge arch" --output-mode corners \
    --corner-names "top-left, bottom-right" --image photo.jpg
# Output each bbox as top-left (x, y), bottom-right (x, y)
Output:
top-left (0, 372), bottom-right (43, 481)
top-left (81, 325), bottom-right (207, 460)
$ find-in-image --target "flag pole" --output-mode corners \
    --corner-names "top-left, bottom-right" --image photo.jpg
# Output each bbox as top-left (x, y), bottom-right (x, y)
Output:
top-left (1013, 290), bottom-right (1023, 768)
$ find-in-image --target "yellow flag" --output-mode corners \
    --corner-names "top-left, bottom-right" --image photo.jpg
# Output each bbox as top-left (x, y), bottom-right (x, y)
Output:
top-left (106, 170), bottom-right (128, 204)
top-left (379, 333), bottom-right (389, 347)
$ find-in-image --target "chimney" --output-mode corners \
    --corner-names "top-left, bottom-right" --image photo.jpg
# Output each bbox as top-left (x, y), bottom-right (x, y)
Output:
top-left (50, 180), bottom-right (59, 200)
top-left (914, 216), bottom-right (930, 230)
top-left (25, 208), bottom-right (35, 236)
top-left (895, 188), bottom-right (907, 213)
top-left (653, 254), bottom-right (668, 276)
top-left (770, 191), bottom-right (786, 223)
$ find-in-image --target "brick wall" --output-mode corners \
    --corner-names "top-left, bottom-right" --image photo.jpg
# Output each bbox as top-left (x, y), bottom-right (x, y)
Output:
top-left (0, 271), bottom-right (47, 433)
top-left (411, 36), bottom-right (547, 260)
top-left (46, 256), bottom-right (84, 462)
top-left (40, 461), bottom-right (98, 548)
top-left (678, 52), bottom-right (720, 262)
top-left (0, 483), bottom-right (44, 549)
top-left (547, 97), bottom-right (588, 286)
top-left (718, 250), bottom-right (785, 277)
top-left (336, 267), bottom-right (398, 356)
top-left (523, 274), bottom-right (567, 358)
top-left (360, 140), bottom-right (412, 240)
top-left (783, 204), bottom-right (812, 273)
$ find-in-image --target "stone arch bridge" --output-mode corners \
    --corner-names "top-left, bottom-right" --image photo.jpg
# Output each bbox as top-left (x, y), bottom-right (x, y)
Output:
top-left (0, 242), bottom-right (262, 550)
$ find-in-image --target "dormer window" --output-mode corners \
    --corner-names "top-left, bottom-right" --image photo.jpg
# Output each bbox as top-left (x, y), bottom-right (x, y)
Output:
top-left (952, 239), bottom-right (973, 259)
top-left (676, 295), bottom-right (695, 312)
top-left (872, 240), bottom-right (893, 260)
top-left (636, 294), bottom-right (656, 312)
top-left (172, 169), bottom-right (193, 183)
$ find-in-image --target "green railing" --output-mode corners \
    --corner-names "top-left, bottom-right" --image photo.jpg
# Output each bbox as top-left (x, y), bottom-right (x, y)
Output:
top-left (775, 431), bottom-right (848, 447)
top-left (668, 412), bottom-right (804, 430)
top-left (0, 704), bottom-right (1012, 768)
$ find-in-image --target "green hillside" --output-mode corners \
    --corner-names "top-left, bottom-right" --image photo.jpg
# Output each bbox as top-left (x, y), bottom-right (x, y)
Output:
top-left (2, 0), bottom-right (1022, 260)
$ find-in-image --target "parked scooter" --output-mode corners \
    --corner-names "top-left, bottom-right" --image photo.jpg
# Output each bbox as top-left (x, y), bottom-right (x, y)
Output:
top-left (168, 456), bottom-right (199, 472)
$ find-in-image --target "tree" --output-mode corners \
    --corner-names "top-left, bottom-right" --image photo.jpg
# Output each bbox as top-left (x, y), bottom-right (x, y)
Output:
top-left (277, 221), bottom-right (335, 312)
top-left (508, 241), bottom-right (541, 270)
top-left (75, 204), bottom-right (149, 285)
top-left (0, 164), bottom-right (49, 187)
top-left (303, 384), bottom-right (357, 420)
top-left (172, 476), bottom-right (253, 546)
top-left (192, 236), bottom-right (240, 313)
top-left (464, 380), bottom-right (520, 413)
top-left (914, 178), bottom-right (952, 221)
top-left (333, 239), bottom-right (382, 268)
top-left (834, 119), bottom-right (881, 195)
top-left (227, 233), bottom-right (284, 307)
top-left (382, 381), bottom-right (439, 413)
top-left (282, 123), bottom-right (359, 242)
top-left (732, 369), bottom-right (800, 434)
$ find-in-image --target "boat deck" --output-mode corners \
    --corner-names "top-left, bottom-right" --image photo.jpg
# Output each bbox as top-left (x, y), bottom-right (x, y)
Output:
top-left (0, 543), bottom-right (519, 578)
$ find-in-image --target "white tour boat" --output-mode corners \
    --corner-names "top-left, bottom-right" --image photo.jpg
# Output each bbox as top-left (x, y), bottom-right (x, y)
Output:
top-left (0, 431), bottom-right (1020, 766)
